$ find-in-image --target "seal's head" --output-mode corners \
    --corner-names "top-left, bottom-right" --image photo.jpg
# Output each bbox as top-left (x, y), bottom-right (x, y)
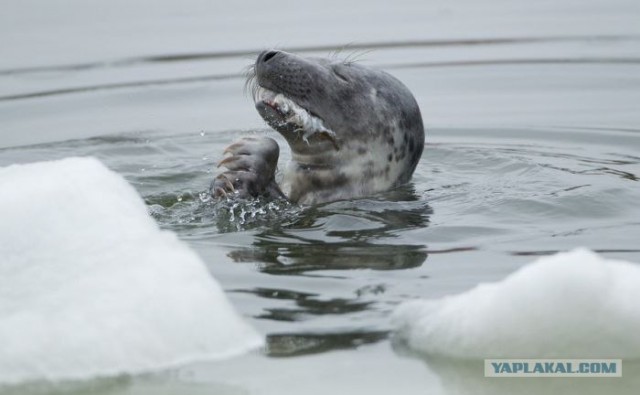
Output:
top-left (248, 50), bottom-right (424, 204)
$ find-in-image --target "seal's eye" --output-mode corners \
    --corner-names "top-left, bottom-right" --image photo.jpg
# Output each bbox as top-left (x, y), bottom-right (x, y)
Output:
top-left (332, 66), bottom-right (349, 83)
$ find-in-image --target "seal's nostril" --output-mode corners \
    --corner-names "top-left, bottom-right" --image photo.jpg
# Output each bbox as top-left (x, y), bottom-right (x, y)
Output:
top-left (262, 50), bottom-right (279, 63)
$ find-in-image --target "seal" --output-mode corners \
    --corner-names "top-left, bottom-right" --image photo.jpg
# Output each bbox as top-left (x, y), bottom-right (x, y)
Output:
top-left (211, 50), bottom-right (424, 205)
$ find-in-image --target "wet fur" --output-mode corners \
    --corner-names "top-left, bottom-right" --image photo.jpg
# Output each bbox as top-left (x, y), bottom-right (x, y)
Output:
top-left (214, 50), bottom-right (424, 205)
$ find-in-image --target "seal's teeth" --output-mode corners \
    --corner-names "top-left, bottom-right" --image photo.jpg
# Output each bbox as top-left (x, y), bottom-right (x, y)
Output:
top-left (255, 87), bottom-right (271, 104)
top-left (257, 87), bottom-right (337, 147)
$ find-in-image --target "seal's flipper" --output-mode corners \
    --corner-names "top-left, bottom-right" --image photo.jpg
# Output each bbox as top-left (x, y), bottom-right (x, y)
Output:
top-left (211, 136), bottom-right (285, 200)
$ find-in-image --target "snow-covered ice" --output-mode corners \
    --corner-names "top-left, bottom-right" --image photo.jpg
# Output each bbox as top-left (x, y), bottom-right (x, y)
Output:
top-left (393, 249), bottom-right (640, 359)
top-left (0, 157), bottom-right (263, 385)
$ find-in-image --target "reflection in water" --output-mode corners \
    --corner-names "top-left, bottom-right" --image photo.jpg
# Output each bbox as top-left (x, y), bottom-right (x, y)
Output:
top-left (219, 188), bottom-right (430, 359)
top-left (231, 287), bottom-right (374, 322)
top-left (266, 331), bottom-right (388, 358)
top-left (229, 242), bottom-right (428, 274)
top-left (227, 186), bottom-right (432, 274)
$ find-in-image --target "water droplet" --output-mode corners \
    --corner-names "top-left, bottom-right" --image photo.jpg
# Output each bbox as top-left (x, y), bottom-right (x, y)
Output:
top-left (200, 131), bottom-right (206, 137)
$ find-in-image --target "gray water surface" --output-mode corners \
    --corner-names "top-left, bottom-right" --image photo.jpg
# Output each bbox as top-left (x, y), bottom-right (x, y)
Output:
top-left (1, 1), bottom-right (640, 394)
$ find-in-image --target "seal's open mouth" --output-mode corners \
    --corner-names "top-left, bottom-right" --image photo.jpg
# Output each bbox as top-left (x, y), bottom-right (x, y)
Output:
top-left (256, 87), bottom-right (339, 150)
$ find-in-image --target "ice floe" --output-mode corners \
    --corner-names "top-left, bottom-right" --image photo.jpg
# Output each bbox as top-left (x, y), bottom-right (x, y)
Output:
top-left (0, 157), bottom-right (262, 385)
top-left (393, 248), bottom-right (640, 359)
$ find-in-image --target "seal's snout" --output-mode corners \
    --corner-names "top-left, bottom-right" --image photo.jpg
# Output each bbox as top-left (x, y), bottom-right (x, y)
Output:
top-left (255, 50), bottom-right (287, 95)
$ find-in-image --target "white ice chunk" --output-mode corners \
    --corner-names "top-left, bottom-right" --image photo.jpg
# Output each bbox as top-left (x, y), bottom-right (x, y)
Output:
top-left (393, 248), bottom-right (640, 359)
top-left (0, 157), bottom-right (263, 385)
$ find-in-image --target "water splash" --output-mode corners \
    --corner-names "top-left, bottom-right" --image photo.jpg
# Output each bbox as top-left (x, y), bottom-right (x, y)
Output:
top-left (215, 197), bottom-right (298, 232)
top-left (147, 190), bottom-right (299, 234)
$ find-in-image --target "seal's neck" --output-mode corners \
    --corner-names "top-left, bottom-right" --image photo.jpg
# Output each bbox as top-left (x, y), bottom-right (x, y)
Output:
top-left (290, 150), bottom-right (341, 169)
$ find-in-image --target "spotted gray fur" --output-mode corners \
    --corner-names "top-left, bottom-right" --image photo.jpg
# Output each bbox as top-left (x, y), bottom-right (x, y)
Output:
top-left (212, 50), bottom-right (424, 205)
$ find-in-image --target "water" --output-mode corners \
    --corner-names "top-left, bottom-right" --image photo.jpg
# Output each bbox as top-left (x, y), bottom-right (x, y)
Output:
top-left (1, 0), bottom-right (640, 394)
